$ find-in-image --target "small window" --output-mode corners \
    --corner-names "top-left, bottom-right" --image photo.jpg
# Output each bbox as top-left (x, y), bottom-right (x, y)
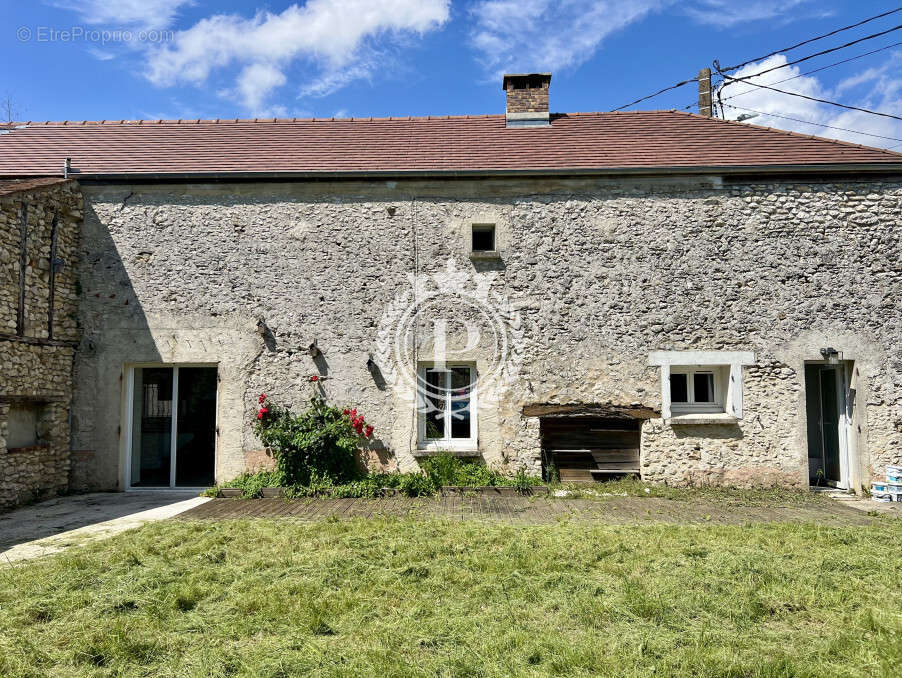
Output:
top-left (670, 367), bottom-right (723, 413)
top-left (7, 403), bottom-right (41, 449)
top-left (471, 224), bottom-right (495, 252)
top-left (417, 364), bottom-right (477, 449)
top-left (649, 351), bottom-right (755, 422)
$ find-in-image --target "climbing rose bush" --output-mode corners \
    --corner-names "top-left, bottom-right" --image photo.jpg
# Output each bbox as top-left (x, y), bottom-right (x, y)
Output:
top-left (343, 407), bottom-right (374, 438)
top-left (253, 394), bottom-right (373, 486)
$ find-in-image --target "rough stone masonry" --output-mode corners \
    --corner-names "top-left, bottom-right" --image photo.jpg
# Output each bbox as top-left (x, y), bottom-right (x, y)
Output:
top-left (68, 174), bottom-right (902, 492)
top-left (0, 179), bottom-right (81, 509)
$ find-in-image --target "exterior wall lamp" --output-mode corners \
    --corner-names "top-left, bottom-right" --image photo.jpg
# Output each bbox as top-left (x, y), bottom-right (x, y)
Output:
top-left (820, 347), bottom-right (842, 365)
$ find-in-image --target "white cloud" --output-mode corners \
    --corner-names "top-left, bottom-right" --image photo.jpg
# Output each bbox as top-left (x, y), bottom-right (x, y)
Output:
top-left (682, 0), bottom-right (820, 28)
top-left (467, 0), bottom-right (822, 79)
top-left (235, 63), bottom-right (287, 113)
top-left (469, 0), bottom-right (664, 76)
top-left (299, 62), bottom-right (377, 99)
top-left (85, 46), bottom-right (115, 61)
top-left (720, 54), bottom-right (902, 149)
top-left (50, 0), bottom-right (191, 29)
top-left (144, 0), bottom-right (449, 113)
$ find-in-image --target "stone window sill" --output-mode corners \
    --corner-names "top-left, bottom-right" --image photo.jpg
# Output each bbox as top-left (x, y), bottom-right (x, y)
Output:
top-left (667, 413), bottom-right (738, 426)
top-left (412, 448), bottom-right (480, 458)
top-left (469, 250), bottom-right (501, 261)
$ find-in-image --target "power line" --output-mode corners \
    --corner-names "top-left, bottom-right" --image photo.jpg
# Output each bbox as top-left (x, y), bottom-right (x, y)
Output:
top-left (719, 39), bottom-right (902, 104)
top-left (610, 76), bottom-right (698, 112)
top-left (611, 9), bottom-right (902, 113)
top-left (717, 22), bottom-right (902, 87)
top-left (719, 6), bottom-right (902, 73)
top-left (723, 103), bottom-right (902, 144)
top-left (719, 74), bottom-right (902, 122)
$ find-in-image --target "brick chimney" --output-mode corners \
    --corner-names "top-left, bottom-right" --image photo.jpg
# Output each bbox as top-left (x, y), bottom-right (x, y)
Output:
top-left (503, 73), bottom-right (551, 128)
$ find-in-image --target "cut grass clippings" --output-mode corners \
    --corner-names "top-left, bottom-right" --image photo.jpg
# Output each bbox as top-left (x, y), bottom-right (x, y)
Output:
top-left (1, 518), bottom-right (901, 677)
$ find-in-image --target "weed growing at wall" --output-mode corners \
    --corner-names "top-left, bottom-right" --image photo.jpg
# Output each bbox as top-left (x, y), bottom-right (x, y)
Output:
top-left (211, 452), bottom-right (544, 498)
top-left (418, 453), bottom-right (540, 488)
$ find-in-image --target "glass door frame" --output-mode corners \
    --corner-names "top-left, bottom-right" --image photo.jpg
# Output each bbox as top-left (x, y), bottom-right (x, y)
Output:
top-left (123, 363), bottom-right (219, 490)
top-left (805, 360), bottom-right (852, 490)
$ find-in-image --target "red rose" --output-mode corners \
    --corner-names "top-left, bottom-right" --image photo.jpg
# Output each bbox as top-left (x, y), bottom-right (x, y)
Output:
top-left (310, 375), bottom-right (319, 382)
top-left (256, 410), bottom-right (264, 420)
top-left (343, 408), bottom-right (350, 415)
top-left (351, 408), bottom-right (357, 417)
top-left (365, 425), bottom-right (374, 438)
top-left (258, 393), bottom-right (266, 403)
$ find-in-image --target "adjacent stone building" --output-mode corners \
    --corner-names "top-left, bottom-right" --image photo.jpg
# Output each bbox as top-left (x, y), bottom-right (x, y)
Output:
top-left (0, 74), bottom-right (900, 499)
top-left (0, 178), bottom-right (81, 508)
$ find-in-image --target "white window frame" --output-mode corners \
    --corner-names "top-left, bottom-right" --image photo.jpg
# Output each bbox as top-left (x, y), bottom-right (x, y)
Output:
top-left (649, 351), bottom-right (755, 423)
top-left (669, 367), bottom-right (724, 414)
top-left (416, 363), bottom-right (478, 451)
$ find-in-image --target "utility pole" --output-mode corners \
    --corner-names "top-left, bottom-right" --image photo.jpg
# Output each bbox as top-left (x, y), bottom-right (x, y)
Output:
top-left (698, 68), bottom-right (713, 117)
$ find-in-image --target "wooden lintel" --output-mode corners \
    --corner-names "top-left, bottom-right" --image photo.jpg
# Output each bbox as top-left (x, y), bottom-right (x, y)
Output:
top-left (0, 394), bottom-right (68, 404)
top-left (521, 403), bottom-right (659, 419)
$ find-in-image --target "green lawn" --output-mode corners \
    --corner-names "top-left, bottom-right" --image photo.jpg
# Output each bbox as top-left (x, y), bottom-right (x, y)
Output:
top-left (1, 518), bottom-right (901, 677)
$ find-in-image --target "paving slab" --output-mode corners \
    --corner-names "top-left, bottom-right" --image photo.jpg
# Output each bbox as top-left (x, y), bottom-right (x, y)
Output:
top-left (176, 495), bottom-right (894, 525)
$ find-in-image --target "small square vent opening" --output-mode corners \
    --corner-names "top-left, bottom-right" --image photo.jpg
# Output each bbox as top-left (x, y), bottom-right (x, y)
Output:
top-left (471, 224), bottom-right (496, 252)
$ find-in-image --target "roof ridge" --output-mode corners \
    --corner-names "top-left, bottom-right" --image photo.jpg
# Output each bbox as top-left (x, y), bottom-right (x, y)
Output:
top-left (3, 113), bottom-right (510, 126)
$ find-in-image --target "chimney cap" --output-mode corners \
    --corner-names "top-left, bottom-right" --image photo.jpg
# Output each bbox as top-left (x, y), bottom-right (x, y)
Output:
top-left (502, 73), bottom-right (552, 90)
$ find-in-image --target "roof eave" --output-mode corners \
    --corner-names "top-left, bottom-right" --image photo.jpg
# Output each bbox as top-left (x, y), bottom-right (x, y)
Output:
top-left (57, 162), bottom-right (902, 183)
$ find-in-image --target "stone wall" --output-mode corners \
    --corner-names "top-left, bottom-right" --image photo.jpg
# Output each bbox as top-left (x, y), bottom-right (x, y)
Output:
top-left (0, 179), bottom-right (81, 509)
top-left (72, 176), bottom-right (902, 490)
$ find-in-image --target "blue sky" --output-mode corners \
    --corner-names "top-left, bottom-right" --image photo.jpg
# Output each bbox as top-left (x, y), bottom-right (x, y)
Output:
top-left (5, 1), bottom-right (902, 148)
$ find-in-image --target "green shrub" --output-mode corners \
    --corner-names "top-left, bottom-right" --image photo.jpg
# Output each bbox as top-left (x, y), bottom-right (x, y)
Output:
top-left (217, 470), bottom-right (285, 498)
top-left (419, 453), bottom-right (542, 488)
top-left (214, 470), bottom-right (438, 499)
top-left (253, 395), bottom-right (372, 486)
top-left (396, 472), bottom-right (437, 496)
top-left (209, 450), bottom-right (542, 499)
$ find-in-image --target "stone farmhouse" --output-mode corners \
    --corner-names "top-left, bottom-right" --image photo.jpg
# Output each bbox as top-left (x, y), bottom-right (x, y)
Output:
top-left (1, 73), bottom-right (901, 506)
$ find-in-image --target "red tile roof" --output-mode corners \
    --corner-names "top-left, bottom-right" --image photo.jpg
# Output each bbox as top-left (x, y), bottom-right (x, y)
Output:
top-left (0, 111), bottom-right (900, 178)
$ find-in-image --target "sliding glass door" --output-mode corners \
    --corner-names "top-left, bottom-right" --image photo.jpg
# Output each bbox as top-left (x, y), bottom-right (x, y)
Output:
top-left (129, 366), bottom-right (217, 488)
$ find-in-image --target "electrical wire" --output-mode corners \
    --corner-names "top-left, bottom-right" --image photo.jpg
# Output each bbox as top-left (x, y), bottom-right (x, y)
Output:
top-left (719, 7), bottom-right (902, 73)
top-left (723, 103), bottom-right (902, 144)
top-left (611, 9), bottom-right (902, 113)
top-left (719, 39), bottom-right (902, 104)
top-left (610, 76), bottom-right (698, 112)
top-left (717, 23), bottom-right (902, 88)
top-left (719, 74), bottom-right (902, 122)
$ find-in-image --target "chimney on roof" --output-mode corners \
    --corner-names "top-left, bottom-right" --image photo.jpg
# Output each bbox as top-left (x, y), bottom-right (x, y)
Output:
top-left (503, 73), bottom-right (551, 128)
top-left (698, 68), bottom-right (713, 117)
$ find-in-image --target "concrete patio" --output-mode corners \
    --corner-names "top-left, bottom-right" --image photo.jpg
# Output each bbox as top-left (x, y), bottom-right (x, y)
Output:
top-left (0, 491), bottom-right (208, 563)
